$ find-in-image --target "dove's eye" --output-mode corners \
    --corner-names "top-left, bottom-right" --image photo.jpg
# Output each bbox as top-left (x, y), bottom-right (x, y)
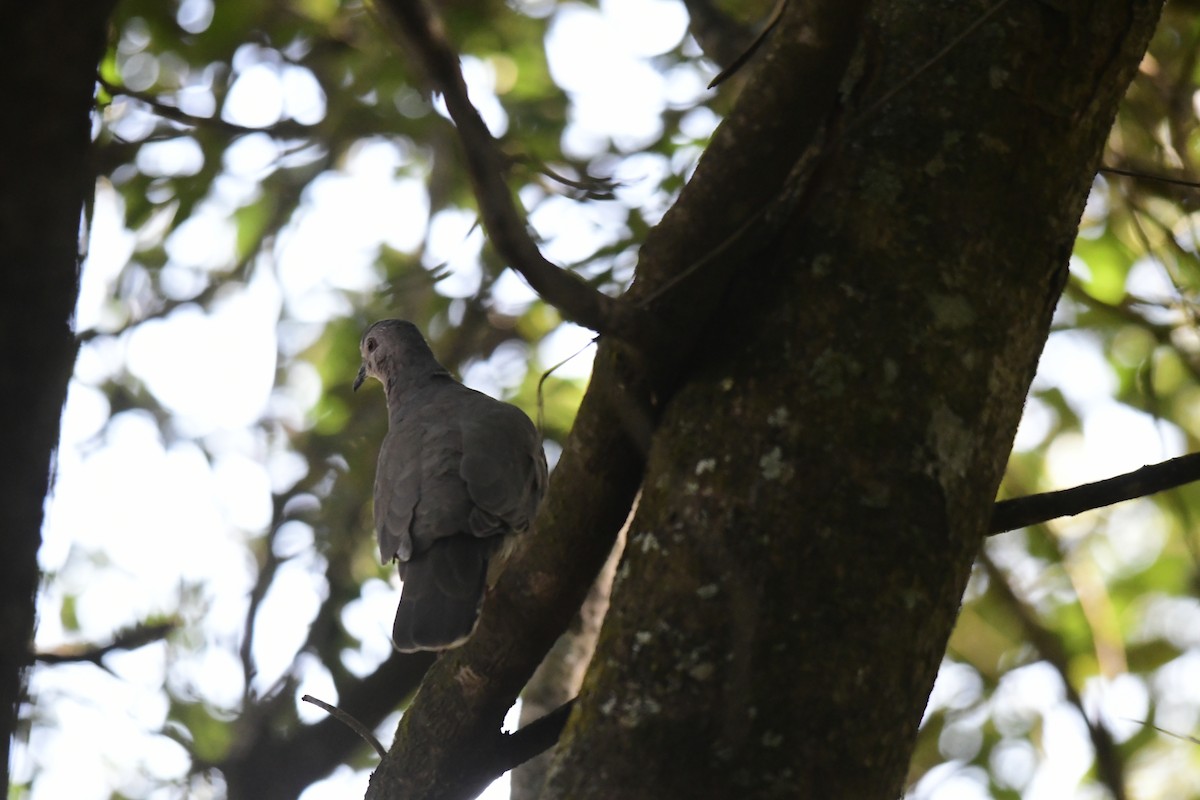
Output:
top-left (366, 338), bottom-right (377, 353)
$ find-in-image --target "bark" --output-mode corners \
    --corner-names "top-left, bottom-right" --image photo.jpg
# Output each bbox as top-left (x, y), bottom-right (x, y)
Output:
top-left (510, 534), bottom-right (623, 800)
top-left (541, 2), bottom-right (1163, 798)
top-left (0, 2), bottom-right (117, 791)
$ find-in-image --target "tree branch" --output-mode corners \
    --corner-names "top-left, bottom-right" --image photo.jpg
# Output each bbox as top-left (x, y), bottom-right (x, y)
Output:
top-left (990, 452), bottom-right (1200, 534)
top-left (35, 620), bottom-right (176, 666)
top-left (680, 0), bottom-right (756, 72)
top-left (240, 494), bottom-right (289, 703)
top-left (493, 700), bottom-right (576, 774)
top-left (706, 0), bottom-right (788, 89)
top-left (302, 694), bottom-right (387, 758)
top-left (372, 0), bottom-right (646, 340)
top-left (220, 650), bottom-right (437, 799)
top-left (511, 537), bottom-right (622, 800)
top-left (1100, 164), bottom-right (1200, 191)
top-left (99, 77), bottom-right (317, 138)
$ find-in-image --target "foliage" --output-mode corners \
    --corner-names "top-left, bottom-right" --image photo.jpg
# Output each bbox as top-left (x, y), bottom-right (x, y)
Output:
top-left (17, 0), bottom-right (1200, 797)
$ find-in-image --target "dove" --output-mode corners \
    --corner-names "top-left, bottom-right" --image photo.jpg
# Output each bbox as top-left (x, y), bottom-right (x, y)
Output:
top-left (355, 320), bottom-right (547, 652)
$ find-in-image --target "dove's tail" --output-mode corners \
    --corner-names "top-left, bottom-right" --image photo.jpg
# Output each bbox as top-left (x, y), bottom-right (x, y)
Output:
top-left (392, 535), bottom-right (493, 653)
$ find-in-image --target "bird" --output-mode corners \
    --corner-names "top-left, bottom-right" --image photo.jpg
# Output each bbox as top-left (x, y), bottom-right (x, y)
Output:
top-left (354, 319), bottom-right (547, 652)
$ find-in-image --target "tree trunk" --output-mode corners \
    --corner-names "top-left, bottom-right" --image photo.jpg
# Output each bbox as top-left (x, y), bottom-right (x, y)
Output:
top-left (0, 2), bottom-right (116, 791)
top-left (510, 535), bottom-right (623, 800)
top-left (541, 2), bottom-right (1162, 798)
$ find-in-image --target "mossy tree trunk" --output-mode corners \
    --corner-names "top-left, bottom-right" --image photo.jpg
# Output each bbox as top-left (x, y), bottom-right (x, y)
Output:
top-left (540, 2), bottom-right (1162, 797)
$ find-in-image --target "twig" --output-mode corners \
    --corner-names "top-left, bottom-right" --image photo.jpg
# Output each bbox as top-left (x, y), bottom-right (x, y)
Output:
top-left (707, 0), bottom-right (789, 88)
top-left (76, 157), bottom-right (306, 345)
top-left (1100, 165), bottom-right (1200, 191)
top-left (509, 154), bottom-right (619, 200)
top-left (35, 620), bottom-right (177, 665)
top-left (372, 0), bottom-right (644, 340)
top-left (98, 77), bottom-right (316, 138)
top-left (301, 694), bottom-right (387, 758)
top-left (77, 280), bottom-right (223, 344)
top-left (1123, 718), bottom-right (1200, 745)
top-left (681, 0), bottom-right (756, 71)
top-left (218, 650), bottom-right (437, 799)
top-left (240, 494), bottom-right (290, 703)
top-left (990, 452), bottom-right (1200, 534)
top-left (536, 337), bottom-right (599, 438)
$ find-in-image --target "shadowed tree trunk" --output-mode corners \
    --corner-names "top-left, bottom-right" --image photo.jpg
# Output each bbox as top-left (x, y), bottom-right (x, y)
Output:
top-left (0, 2), bottom-right (118, 792)
top-left (510, 536), bottom-right (622, 800)
top-left (539, 2), bottom-right (1163, 798)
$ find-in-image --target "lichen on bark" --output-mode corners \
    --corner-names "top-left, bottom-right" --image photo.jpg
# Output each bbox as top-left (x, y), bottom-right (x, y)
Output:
top-left (540, 2), bottom-right (1164, 798)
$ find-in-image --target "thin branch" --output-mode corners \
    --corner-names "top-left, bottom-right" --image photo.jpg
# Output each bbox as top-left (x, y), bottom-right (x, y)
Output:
top-left (681, 0), bottom-right (756, 72)
top-left (219, 650), bottom-right (437, 800)
top-left (1063, 281), bottom-right (1200, 389)
top-left (1124, 718), bottom-right (1200, 746)
top-left (372, 0), bottom-right (645, 340)
top-left (76, 164), bottom-right (302, 345)
top-left (508, 154), bottom-right (619, 200)
top-left (707, 0), bottom-right (788, 89)
top-left (536, 336), bottom-right (599, 438)
top-left (240, 495), bottom-right (289, 702)
top-left (492, 700), bottom-right (576, 774)
top-left (99, 77), bottom-right (316, 139)
top-left (35, 620), bottom-right (176, 665)
top-left (77, 279), bottom-right (224, 344)
top-left (1100, 165), bottom-right (1200, 191)
top-left (302, 694), bottom-right (387, 758)
top-left (991, 452), bottom-right (1200, 534)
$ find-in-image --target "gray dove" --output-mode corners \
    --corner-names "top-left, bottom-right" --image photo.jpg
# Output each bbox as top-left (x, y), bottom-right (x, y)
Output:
top-left (354, 319), bottom-right (547, 652)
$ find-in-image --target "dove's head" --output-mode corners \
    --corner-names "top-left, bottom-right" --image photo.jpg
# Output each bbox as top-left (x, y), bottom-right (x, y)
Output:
top-left (354, 319), bottom-right (441, 392)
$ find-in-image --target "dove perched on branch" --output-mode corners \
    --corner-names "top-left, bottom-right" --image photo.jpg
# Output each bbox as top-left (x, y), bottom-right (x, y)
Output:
top-left (354, 320), bottom-right (547, 652)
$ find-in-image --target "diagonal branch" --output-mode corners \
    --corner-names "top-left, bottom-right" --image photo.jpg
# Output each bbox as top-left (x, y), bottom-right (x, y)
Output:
top-left (990, 452), bottom-right (1200, 534)
top-left (373, 0), bottom-right (645, 340)
top-left (301, 694), bottom-right (387, 758)
top-left (706, 0), bottom-right (789, 89)
top-left (219, 650), bottom-right (437, 799)
top-left (681, 0), bottom-right (756, 71)
top-left (492, 699), bottom-right (576, 774)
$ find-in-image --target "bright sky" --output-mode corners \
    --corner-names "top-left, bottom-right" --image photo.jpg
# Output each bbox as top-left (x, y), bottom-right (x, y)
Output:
top-left (17, 0), bottom-right (1200, 798)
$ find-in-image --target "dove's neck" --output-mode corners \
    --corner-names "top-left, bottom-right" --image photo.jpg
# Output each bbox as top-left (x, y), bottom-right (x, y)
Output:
top-left (382, 359), bottom-right (452, 417)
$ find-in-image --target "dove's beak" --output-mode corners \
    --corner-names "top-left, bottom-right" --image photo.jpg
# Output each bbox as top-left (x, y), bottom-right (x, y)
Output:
top-left (353, 364), bottom-right (367, 392)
